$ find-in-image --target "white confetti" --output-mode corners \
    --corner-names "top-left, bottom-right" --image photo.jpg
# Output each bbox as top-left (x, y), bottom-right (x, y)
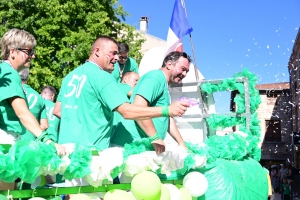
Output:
top-left (282, 73), bottom-right (285, 76)
top-left (267, 45), bottom-right (269, 49)
top-left (230, 39), bottom-right (233, 42)
top-left (248, 49), bottom-right (251, 51)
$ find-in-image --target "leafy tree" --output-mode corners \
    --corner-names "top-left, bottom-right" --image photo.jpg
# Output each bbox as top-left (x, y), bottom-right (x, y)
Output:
top-left (0, 0), bottom-right (145, 93)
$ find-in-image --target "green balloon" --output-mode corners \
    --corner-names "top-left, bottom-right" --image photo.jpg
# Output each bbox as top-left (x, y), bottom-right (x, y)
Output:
top-left (104, 189), bottom-right (135, 200)
top-left (131, 171), bottom-right (161, 200)
top-left (0, 194), bottom-right (8, 200)
top-left (179, 187), bottom-right (192, 200)
top-left (160, 184), bottom-right (171, 200)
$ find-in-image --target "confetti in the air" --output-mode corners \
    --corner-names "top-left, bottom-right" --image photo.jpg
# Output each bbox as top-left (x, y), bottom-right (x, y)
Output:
top-left (230, 39), bottom-right (233, 42)
top-left (267, 45), bottom-right (270, 49)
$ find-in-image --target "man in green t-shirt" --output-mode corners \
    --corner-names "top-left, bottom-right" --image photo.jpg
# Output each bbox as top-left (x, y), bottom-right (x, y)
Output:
top-left (19, 69), bottom-right (48, 141)
top-left (41, 85), bottom-right (60, 142)
top-left (112, 71), bottom-right (140, 133)
top-left (53, 36), bottom-right (189, 153)
top-left (111, 51), bottom-right (191, 153)
top-left (111, 43), bottom-right (139, 83)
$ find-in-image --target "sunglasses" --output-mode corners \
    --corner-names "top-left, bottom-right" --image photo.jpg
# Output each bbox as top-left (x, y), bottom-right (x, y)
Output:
top-left (119, 55), bottom-right (128, 60)
top-left (16, 48), bottom-right (35, 56)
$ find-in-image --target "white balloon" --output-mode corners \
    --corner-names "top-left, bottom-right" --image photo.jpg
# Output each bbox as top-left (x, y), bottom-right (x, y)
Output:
top-left (28, 198), bottom-right (46, 200)
top-left (183, 172), bottom-right (208, 197)
top-left (164, 184), bottom-right (180, 200)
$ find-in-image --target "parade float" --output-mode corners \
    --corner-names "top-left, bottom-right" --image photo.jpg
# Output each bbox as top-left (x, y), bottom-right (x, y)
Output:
top-left (0, 68), bottom-right (270, 200)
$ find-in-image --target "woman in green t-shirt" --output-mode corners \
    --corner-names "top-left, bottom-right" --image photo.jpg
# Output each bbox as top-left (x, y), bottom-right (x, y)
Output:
top-left (0, 28), bottom-right (66, 155)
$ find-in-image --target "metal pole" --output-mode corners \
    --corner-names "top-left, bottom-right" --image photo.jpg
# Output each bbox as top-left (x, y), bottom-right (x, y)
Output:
top-left (182, 0), bottom-right (199, 81)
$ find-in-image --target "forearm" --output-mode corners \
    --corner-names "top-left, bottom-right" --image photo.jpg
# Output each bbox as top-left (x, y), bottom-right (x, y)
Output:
top-left (169, 117), bottom-right (185, 145)
top-left (117, 103), bottom-right (164, 120)
top-left (10, 97), bottom-right (44, 137)
top-left (136, 119), bottom-right (157, 137)
top-left (18, 111), bottom-right (44, 137)
top-left (53, 101), bottom-right (61, 118)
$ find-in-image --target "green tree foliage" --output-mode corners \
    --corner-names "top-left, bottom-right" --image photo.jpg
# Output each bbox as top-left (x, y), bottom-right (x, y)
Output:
top-left (0, 0), bottom-right (145, 92)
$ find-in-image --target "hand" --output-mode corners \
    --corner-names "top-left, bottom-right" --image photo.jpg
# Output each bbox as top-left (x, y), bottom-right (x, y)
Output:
top-left (54, 143), bottom-right (70, 157)
top-left (151, 139), bottom-right (166, 155)
top-left (178, 142), bottom-right (187, 149)
top-left (168, 101), bottom-right (189, 117)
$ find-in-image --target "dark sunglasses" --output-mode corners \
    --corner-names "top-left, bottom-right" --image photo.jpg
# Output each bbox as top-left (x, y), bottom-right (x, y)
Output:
top-left (16, 48), bottom-right (35, 56)
top-left (119, 55), bottom-right (128, 60)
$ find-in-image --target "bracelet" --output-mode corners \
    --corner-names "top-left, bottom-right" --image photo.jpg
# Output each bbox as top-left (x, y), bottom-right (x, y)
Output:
top-left (42, 135), bottom-right (52, 143)
top-left (148, 133), bottom-right (160, 143)
top-left (162, 106), bottom-right (169, 117)
top-left (35, 130), bottom-right (48, 142)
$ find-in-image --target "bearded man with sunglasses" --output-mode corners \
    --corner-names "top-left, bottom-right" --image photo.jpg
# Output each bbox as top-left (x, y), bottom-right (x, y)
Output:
top-left (111, 43), bottom-right (139, 83)
top-left (111, 51), bottom-right (190, 154)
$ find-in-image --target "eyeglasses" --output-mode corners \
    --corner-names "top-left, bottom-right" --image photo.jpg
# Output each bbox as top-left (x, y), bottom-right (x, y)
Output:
top-left (119, 55), bottom-right (128, 60)
top-left (16, 48), bottom-right (35, 56)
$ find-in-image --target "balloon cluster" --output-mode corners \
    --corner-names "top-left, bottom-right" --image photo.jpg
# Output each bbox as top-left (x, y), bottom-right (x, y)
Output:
top-left (103, 171), bottom-right (208, 200)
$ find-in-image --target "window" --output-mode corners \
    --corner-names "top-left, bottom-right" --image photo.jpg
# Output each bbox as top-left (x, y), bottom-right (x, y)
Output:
top-left (265, 120), bottom-right (281, 142)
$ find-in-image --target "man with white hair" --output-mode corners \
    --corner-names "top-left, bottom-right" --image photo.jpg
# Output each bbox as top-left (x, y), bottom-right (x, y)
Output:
top-left (19, 68), bottom-right (48, 141)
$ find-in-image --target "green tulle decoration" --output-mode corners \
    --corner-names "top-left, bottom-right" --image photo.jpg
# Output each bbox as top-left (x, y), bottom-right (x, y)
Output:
top-left (200, 68), bottom-right (262, 161)
top-left (64, 145), bottom-right (92, 180)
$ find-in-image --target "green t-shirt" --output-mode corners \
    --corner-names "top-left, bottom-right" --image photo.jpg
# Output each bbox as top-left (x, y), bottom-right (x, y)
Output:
top-left (21, 84), bottom-right (47, 141)
top-left (57, 62), bottom-right (129, 150)
top-left (0, 62), bottom-right (26, 135)
top-left (111, 83), bottom-right (132, 134)
top-left (111, 70), bottom-right (170, 146)
top-left (44, 99), bottom-right (60, 142)
top-left (282, 183), bottom-right (291, 194)
top-left (111, 57), bottom-right (139, 83)
top-left (118, 83), bottom-right (132, 98)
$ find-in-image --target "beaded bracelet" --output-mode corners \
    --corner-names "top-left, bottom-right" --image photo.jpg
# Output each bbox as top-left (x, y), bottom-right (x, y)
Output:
top-left (148, 133), bottom-right (160, 143)
top-left (162, 106), bottom-right (169, 117)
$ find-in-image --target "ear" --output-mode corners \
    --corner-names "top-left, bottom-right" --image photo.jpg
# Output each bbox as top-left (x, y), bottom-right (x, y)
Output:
top-left (166, 60), bottom-right (172, 70)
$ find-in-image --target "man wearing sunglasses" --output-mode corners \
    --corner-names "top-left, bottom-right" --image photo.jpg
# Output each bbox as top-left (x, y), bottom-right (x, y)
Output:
top-left (111, 51), bottom-right (191, 154)
top-left (111, 43), bottom-right (139, 83)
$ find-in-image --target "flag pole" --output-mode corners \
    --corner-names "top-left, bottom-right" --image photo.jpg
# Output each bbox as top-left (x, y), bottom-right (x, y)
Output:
top-left (182, 0), bottom-right (199, 81)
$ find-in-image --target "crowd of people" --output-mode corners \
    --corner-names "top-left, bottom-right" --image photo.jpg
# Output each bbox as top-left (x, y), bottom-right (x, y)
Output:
top-left (0, 28), bottom-right (191, 191)
top-left (268, 162), bottom-right (300, 200)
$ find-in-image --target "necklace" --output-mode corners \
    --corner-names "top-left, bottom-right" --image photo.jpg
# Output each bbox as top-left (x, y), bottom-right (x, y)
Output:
top-left (118, 63), bottom-right (125, 78)
top-left (86, 60), bottom-right (103, 70)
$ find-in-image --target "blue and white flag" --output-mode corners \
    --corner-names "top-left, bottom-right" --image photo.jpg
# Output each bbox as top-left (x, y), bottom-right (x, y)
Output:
top-left (165, 0), bottom-right (193, 55)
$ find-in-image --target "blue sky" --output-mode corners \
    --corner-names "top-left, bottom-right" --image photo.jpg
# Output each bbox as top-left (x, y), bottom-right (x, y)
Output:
top-left (117, 0), bottom-right (300, 112)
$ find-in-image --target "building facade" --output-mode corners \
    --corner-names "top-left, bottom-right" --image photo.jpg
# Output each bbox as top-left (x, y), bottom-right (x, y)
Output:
top-left (288, 29), bottom-right (300, 167)
top-left (256, 83), bottom-right (293, 164)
